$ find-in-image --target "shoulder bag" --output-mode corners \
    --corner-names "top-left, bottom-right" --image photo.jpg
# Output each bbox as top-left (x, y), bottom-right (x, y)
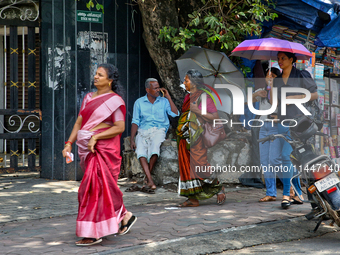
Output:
top-left (202, 121), bottom-right (227, 148)
top-left (196, 92), bottom-right (227, 148)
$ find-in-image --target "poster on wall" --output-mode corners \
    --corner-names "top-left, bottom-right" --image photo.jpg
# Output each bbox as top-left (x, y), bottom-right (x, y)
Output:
top-left (77, 31), bottom-right (108, 79)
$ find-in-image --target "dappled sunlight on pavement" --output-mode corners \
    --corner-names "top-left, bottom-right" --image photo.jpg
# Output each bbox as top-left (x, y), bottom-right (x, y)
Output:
top-left (0, 177), bottom-right (314, 254)
top-left (0, 178), bottom-right (80, 223)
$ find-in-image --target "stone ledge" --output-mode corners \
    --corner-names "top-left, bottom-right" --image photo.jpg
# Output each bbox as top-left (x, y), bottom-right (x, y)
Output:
top-left (123, 132), bottom-right (252, 185)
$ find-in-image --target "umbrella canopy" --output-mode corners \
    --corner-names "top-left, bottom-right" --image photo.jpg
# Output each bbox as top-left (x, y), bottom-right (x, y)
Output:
top-left (175, 46), bottom-right (246, 114)
top-left (231, 37), bottom-right (312, 60)
top-left (175, 46), bottom-right (245, 90)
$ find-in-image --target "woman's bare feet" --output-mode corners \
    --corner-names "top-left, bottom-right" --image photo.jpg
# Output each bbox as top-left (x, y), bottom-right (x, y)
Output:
top-left (216, 187), bottom-right (226, 205)
top-left (179, 198), bottom-right (199, 207)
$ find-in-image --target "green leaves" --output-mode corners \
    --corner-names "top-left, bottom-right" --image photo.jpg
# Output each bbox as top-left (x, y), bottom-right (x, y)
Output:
top-left (84, 0), bottom-right (104, 13)
top-left (159, 26), bottom-right (178, 42)
top-left (96, 3), bottom-right (104, 13)
top-left (159, 26), bottom-right (196, 51)
top-left (159, 0), bottom-right (277, 73)
top-left (86, 0), bottom-right (94, 10)
top-left (204, 15), bottom-right (219, 29)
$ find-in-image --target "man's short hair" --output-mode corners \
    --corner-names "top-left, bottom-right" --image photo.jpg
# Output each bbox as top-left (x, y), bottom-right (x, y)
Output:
top-left (145, 78), bottom-right (158, 89)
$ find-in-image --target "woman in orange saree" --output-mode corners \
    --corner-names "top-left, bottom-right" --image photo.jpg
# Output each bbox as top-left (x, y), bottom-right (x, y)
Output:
top-left (177, 69), bottom-right (226, 207)
top-left (62, 64), bottom-right (136, 246)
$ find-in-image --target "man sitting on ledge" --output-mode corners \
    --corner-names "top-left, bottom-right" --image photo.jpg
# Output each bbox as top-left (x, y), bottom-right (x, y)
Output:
top-left (130, 78), bottom-right (179, 191)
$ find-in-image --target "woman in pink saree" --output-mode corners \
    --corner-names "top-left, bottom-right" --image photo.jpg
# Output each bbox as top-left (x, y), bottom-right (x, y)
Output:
top-left (62, 64), bottom-right (137, 246)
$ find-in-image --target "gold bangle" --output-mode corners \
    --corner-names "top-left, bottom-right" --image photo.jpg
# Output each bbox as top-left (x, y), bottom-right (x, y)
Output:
top-left (64, 143), bottom-right (71, 147)
top-left (92, 136), bottom-right (97, 142)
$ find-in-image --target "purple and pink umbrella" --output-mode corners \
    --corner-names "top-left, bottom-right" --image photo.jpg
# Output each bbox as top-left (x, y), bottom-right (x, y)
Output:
top-left (231, 37), bottom-right (312, 60)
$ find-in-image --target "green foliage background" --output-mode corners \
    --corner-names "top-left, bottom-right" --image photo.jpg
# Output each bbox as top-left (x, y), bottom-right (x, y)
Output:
top-left (159, 0), bottom-right (277, 53)
top-left (159, 0), bottom-right (277, 75)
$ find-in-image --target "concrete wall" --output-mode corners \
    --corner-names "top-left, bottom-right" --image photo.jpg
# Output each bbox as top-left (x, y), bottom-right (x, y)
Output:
top-left (123, 133), bottom-right (252, 185)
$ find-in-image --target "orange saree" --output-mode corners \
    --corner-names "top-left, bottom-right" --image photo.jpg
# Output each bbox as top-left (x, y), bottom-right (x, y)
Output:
top-left (177, 91), bottom-right (221, 200)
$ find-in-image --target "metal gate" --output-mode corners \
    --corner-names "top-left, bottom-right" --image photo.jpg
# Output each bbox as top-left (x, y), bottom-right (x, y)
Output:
top-left (0, 22), bottom-right (40, 173)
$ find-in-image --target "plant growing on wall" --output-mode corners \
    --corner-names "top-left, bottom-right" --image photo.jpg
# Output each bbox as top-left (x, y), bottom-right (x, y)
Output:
top-left (77, 0), bottom-right (104, 13)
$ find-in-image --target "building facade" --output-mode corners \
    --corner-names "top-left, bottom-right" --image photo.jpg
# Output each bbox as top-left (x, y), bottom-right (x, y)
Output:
top-left (0, 0), bottom-right (158, 180)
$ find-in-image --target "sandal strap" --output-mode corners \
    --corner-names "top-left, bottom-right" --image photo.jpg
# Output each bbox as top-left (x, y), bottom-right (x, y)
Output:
top-left (120, 223), bottom-right (128, 229)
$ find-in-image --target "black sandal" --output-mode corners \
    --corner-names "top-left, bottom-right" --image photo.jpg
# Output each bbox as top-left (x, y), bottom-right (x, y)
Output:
top-left (290, 198), bottom-right (303, 205)
top-left (140, 186), bottom-right (155, 194)
top-left (118, 215), bottom-right (137, 235)
top-left (125, 184), bottom-right (141, 192)
top-left (281, 199), bottom-right (291, 209)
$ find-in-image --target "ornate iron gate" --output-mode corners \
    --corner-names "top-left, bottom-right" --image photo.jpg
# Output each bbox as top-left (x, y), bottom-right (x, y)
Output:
top-left (0, 1), bottom-right (40, 173)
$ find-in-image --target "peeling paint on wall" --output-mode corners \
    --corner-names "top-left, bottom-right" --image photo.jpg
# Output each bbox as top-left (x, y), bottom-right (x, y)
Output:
top-left (77, 31), bottom-right (108, 78)
top-left (47, 46), bottom-right (71, 90)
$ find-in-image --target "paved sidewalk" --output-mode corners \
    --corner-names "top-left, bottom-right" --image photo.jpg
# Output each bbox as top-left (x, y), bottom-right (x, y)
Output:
top-left (0, 176), bottom-right (317, 254)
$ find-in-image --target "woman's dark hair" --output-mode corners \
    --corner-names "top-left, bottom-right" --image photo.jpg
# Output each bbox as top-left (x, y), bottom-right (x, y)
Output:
top-left (97, 63), bottom-right (125, 99)
top-left (278, 51), bottom-right (297, 63)
top-left (185, 69), bottom-right (205, 89)
top-left (268, 67), bottom-right (281, 77)
top-left (98, 63), bottom-right (119, 91)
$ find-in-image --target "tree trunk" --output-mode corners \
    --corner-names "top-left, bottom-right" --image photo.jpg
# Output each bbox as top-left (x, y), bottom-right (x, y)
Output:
top-left (137, 0), bottom-right (183, 106)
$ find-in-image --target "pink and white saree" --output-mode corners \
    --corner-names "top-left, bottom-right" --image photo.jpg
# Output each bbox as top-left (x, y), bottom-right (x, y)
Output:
top-left (75, 92), bottom-right (126, 239)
